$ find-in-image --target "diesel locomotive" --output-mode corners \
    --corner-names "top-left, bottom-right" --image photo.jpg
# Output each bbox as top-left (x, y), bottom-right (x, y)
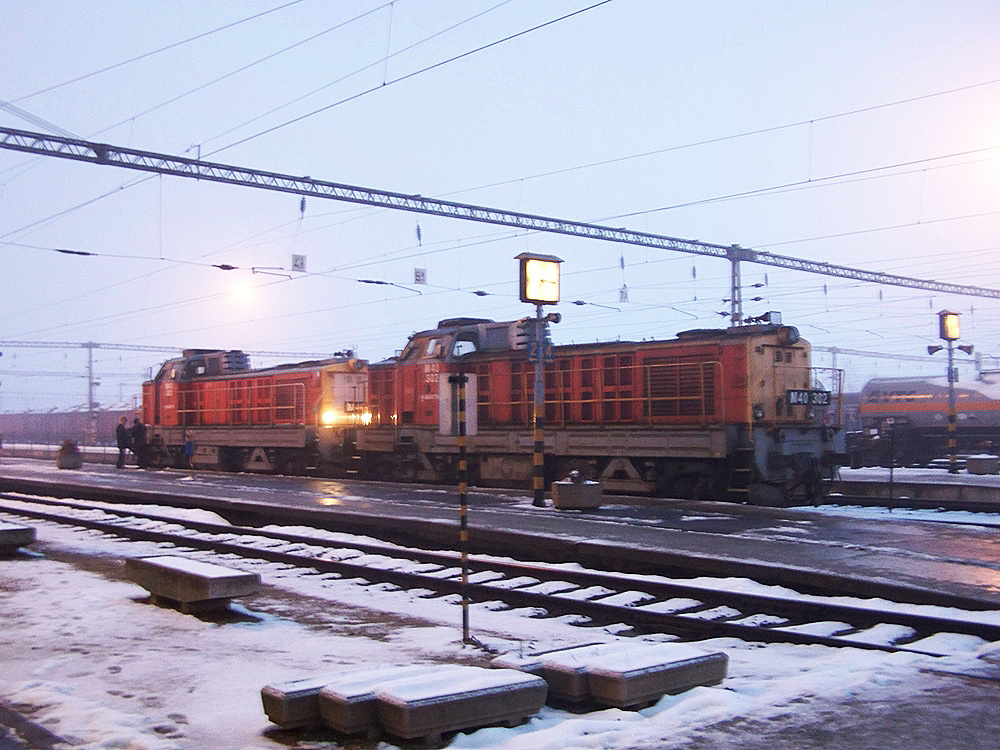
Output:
top-left (141, 318), bottom-right (847, 503)
top-left (141, 348), bottom-right (368, 474)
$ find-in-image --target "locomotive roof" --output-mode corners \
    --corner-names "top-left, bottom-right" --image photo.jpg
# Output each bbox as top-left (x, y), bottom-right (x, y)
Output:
top-left (412, 318), bottom-right (795, 343)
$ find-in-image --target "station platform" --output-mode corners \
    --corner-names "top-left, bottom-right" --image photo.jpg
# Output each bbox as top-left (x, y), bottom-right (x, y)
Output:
top-left (835, 467), bottom-right (1000, 509)
top-left (2, 457), bottom-right (1000, 609)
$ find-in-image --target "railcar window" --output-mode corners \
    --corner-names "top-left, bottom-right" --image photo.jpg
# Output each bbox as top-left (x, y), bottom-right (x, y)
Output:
top-left (452, 336), bottom-right (478, 358)
top-left (424, 338), bottom-right (440, 357)
top-left (483, 326), bottom-right (508, 350)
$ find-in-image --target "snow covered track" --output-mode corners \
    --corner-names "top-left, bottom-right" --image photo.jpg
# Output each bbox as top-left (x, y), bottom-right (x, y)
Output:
top-left (3, 492), bottom-right (999, 657)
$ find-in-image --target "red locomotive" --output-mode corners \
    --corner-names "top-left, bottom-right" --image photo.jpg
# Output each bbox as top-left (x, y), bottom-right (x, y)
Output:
top-left (142, 348), bottom-right (368, 473)
top-left (359, 317), bottom-right (845, 502)
top-left (142, 318), bottom-right (846, 503)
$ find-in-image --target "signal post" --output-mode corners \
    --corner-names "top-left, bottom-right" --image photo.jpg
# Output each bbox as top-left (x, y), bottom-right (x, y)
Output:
top-left (516, 253), bottom-right (562, 508)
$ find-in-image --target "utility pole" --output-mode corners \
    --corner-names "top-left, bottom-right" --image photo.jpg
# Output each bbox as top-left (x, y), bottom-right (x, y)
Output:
top-left (86, 342), bottom-right (96, 445)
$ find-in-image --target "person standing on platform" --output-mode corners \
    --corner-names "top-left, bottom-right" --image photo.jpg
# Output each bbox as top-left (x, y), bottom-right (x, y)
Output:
top-left (130, 418), bottom-right (148, 469)
top-left (115, 416), bottom-right (130, 468)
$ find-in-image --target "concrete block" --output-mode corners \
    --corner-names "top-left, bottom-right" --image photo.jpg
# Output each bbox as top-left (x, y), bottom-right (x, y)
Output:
top-left (375, 665), bottom-right (547, 743)
top-left (526, 641), bottom-right (727, 706)
top-left (536, 642), bottom-right (635, 701)
top-left (488, 642), bottom-right (605, 675)
top-left (966, 456), bottom-right (1000, 475)
top-left (125, 555), bottom-right (260, 613)
top-left (317, 665), bottom-right (442, 735)
top-left (56, 450), bottom-right (83, 469)
top-left (0, 522), bottom-right (35, 554)
top-left (551, 480), bottom-right (602, 509)
top-left (261, 672), bottom-right (347, 728)
top-left (585, 643), bottom-right (728, 708)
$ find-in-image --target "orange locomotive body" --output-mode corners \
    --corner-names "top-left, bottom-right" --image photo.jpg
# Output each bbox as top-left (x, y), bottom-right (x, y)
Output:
top-left (359, 317), bottom-right (846, 502)
top-left (142, 348), bottom-right (368, 473)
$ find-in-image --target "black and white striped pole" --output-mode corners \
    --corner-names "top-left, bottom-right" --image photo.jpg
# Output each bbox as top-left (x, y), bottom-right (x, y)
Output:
top-left (516, 253), bottom-right (562, 508)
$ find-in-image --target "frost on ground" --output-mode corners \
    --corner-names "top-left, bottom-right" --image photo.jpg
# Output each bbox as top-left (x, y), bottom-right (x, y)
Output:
top-left (1, 517), bottom-right (999, 750)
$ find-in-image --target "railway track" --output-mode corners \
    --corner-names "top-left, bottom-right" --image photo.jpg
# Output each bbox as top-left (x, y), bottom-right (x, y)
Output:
top-left (3, 491), bottom-right (999, 657)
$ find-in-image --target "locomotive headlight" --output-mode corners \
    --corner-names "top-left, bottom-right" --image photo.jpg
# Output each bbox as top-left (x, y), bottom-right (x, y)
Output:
top-left (360, 411), bottom-right (373, 425)
top-left (321, 410), bottom-right (338, 425)
top-left (752, 404), bottom-right (765, 421)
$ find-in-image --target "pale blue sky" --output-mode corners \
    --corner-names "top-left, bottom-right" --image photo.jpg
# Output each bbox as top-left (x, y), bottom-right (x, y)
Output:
top-left (1, 1), bottom-right (999, 409)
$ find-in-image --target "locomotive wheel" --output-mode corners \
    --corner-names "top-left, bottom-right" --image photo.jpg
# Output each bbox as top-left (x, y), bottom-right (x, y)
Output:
top-left (671, 473), bottom-right (712, 501)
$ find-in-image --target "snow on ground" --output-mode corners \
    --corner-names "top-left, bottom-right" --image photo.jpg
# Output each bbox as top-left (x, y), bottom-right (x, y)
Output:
top-left (3, 508), bottom-right (1000, 750)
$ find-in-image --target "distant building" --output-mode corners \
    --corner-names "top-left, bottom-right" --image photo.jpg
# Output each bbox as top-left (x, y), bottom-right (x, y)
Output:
top-left (0, 407), bottom-right (135, 446)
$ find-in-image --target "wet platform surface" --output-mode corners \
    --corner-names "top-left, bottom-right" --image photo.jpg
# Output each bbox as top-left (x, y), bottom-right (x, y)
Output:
top-left (2, 457), bottom-right (1000, 606)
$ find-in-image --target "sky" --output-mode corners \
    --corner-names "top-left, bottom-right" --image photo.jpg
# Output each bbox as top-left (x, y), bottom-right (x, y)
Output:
top-left (2, 1), bottom-right (1000, 411)
top-left (2, 475), bottom-right (1000, 749)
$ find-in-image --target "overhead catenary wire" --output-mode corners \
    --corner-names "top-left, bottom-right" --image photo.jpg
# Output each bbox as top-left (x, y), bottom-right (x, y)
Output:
top-left (5, 0), bottom-right (310, 105)
top-left (3, 8), bottom-right (996, 378)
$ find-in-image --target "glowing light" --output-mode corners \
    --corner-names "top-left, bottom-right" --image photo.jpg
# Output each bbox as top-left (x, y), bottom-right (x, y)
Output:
top-left (230, 278), bottom-right (254, 305)
top-left (321, 410), bottom-right (338, 425)
top-left (517, 252), bottom-right (562, 305)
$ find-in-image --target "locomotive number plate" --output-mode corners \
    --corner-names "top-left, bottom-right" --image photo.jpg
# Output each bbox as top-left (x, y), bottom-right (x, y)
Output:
top-left (786, 389), bottom-right (831, 406)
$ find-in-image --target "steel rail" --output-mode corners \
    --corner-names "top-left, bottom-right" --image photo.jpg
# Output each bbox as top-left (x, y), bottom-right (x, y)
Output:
top-left (5, 494), bottom-right (998, 654)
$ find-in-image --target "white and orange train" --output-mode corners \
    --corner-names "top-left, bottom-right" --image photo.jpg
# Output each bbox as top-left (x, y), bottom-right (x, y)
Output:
top-left (852, 375), bottom-right (1000, 466)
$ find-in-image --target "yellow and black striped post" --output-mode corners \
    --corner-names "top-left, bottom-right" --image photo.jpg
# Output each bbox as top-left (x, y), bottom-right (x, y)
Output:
top-left (449, 371), bottom-right (472, 642)
top-left (947, 339), bottom-right (958, 474)
top-left (532, 306), bottom-right (547, 507)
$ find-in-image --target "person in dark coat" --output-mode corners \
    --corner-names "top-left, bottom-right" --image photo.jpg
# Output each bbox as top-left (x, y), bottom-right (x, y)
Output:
top-left (115, 416), bottom-right (130, 468)
top-left (130, 418), bottom-right (148, 468)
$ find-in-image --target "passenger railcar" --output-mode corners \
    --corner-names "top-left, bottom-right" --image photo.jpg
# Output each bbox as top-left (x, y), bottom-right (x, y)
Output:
top-left (142, 348), bottom-right (369, 472)
top-left (852, 375), bottom-right (1000, 466)
top-left (358, 317), bottom-right (846, 503)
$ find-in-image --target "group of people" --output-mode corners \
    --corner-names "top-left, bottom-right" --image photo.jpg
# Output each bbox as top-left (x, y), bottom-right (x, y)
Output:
top-left (115, 416), bottom-right (149, 469)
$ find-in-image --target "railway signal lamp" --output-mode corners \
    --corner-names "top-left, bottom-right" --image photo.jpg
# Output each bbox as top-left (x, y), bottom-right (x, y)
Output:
top-left (517, 252), bottom-right (562, 305)
top-left (938, 310), bottom-right (960, 341)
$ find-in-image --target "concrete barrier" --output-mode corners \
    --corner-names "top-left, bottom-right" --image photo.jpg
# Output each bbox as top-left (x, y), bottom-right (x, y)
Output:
top-left (586, 643), bottom-right (728, 708)
top-left (966, 456), bottom-right (1000, 475)
top-left (0, 522), bottom-right (35, 554)
top-left (493, 640), bottom-right (727, 707)
top-left (260, 672), bottom-right (348, 729)
top-left (317, 665), bottom-right (443, 736)
top-left (551, 479), bottom-right (603, 509)
top-left (374, 666), bottom-right (546, 745)
top-left (124, 555), bottom-right (260, 613)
